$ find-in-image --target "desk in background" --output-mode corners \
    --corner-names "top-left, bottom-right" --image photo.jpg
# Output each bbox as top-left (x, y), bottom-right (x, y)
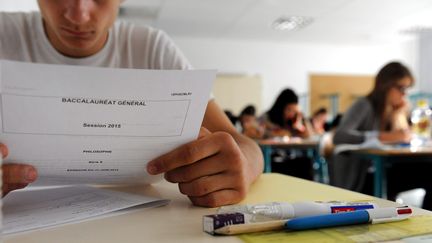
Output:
top-left (259, 139), bottom-right (329, 184)
top-left (352, 147), bottom-right (432, 199)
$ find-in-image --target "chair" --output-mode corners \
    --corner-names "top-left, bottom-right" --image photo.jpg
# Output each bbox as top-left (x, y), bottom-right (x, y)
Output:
top-left (396, 188), bottom-right (426, 208)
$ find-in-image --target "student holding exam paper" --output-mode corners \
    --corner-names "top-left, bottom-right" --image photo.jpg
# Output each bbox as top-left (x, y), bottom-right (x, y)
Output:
top-left (0, 0), bottom-right (264, 207)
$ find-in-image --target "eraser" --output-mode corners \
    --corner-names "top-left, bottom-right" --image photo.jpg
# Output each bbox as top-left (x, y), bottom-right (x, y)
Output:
top-left (203, 213), bottom-right (246, 235)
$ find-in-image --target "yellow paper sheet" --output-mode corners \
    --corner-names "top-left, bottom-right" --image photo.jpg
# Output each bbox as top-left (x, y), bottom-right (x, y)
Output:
top-left (239, 216), bottom-right (432, 243)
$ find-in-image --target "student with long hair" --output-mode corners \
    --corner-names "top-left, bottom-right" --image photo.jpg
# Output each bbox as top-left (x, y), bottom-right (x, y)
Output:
top-left (259, 88), bottom-right (314, 180)
top-left (334, 62), bottom-right (412, 146)
top-left (332, 62), bottom-right (431, 209)
top-left (261, 88), bottom-right (312, 139)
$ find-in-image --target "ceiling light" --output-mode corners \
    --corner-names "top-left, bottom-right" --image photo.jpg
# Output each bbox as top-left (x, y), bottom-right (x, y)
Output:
top-left (400, 26), bottom-right (432, 35)
top-left (271, 16), bottom-right (314, 31)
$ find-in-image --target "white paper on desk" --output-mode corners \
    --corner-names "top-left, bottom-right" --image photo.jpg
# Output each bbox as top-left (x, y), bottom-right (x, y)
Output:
top-left (2, 186), bottom-right (170, 235)
top-left (334, 138), bottom-right (384, 154)
top-left (0, 60), bottom-right (215, 185)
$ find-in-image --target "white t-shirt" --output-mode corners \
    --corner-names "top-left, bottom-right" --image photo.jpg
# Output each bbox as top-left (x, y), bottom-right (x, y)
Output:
top-left (0, 12), bottom-right (192, 70)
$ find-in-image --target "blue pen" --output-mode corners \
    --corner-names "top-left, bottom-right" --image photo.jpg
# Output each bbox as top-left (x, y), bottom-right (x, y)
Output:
top-left (285, 207), bottom-right (412, 230)
top-left (212, 207), bottom-right (412, 235)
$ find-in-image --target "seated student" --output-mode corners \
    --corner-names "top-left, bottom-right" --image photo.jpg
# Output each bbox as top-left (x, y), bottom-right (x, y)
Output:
top-left (0, 0), bottom-right (264, 207)
top-left (259, 88), bottom-right (312, 139)
top-left (310, 107), bottom-right (328, 135)
top-left (332, 62), bottom-right (432, 209)
top-left (259, 88), bottom-right (314, 180)
top-left (238, 105), bottom-right (264, 139)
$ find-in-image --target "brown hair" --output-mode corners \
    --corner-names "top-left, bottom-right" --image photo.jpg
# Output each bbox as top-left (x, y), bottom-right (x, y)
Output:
top-left (367, 62), bottom-right (414, 129)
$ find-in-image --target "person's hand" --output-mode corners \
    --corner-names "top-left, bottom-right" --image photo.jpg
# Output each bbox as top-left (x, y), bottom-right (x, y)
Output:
top-left (293, 112), bottom-right (306, 133)
top-left (392, 97), bottom-right (409, 112)
top-left (0, 144), bottom-right (38, 197)
top-left (146, 127), bottom-right (253, 207)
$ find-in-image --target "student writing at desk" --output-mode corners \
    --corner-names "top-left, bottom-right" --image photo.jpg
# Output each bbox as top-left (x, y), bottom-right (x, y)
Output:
top-left (332, 62), bottom-right (432, 209)
top-left (259, 88), bottom-right (312, 139)
top-left (0, 0), bottom-right (264, 207)
top-left (259, 88), bottom-right (314, 180)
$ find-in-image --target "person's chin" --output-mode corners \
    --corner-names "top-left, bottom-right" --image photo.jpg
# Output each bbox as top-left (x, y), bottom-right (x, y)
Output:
top-left (61, 38), bottom-right (100, 56)
top-left (63, 34), bottom-right (94, 45)
top-left (69, 41), bottom-right (95, 50)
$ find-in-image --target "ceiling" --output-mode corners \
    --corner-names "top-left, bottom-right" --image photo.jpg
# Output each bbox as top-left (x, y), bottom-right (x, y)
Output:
top-left (121, 0), bottom-right (432, 44)
top-left (2, 0), bottom-right (432, 44)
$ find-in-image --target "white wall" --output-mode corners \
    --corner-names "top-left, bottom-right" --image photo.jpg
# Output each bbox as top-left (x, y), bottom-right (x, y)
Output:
top-left (173, 37), bottom-right (418, 113)
top-left (0, 1), bottom-right (38, 12)
top-left (419, 33), bottom-right (432, 93)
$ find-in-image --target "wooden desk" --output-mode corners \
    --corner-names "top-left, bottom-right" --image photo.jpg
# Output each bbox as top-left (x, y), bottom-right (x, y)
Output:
top-left (259, 139), bottom-right (329, 183)
top-left (352, 147), bottom-right (432, 198)
top-left (5, 173), bottom-right (431, 243)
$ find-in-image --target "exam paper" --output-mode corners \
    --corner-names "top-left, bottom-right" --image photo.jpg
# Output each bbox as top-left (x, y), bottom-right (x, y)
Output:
top-left (0, 60), bottom-right (215, 185)
top-left (2, 186), bottom-right (170, 235)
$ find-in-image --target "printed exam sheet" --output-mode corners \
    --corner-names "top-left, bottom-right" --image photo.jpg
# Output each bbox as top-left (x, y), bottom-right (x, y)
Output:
top-left (0, 60), bottom-right (215, 185)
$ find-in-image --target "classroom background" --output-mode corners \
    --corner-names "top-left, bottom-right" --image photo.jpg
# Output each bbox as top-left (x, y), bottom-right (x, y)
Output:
top-left (2, 0), bottom-right (432, 208)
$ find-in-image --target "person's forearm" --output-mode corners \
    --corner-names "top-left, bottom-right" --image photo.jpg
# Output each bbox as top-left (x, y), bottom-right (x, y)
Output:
top-left (378, 132), bottom-right (392, 143)
top-left (378, 131), bottom-right (408, 144)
